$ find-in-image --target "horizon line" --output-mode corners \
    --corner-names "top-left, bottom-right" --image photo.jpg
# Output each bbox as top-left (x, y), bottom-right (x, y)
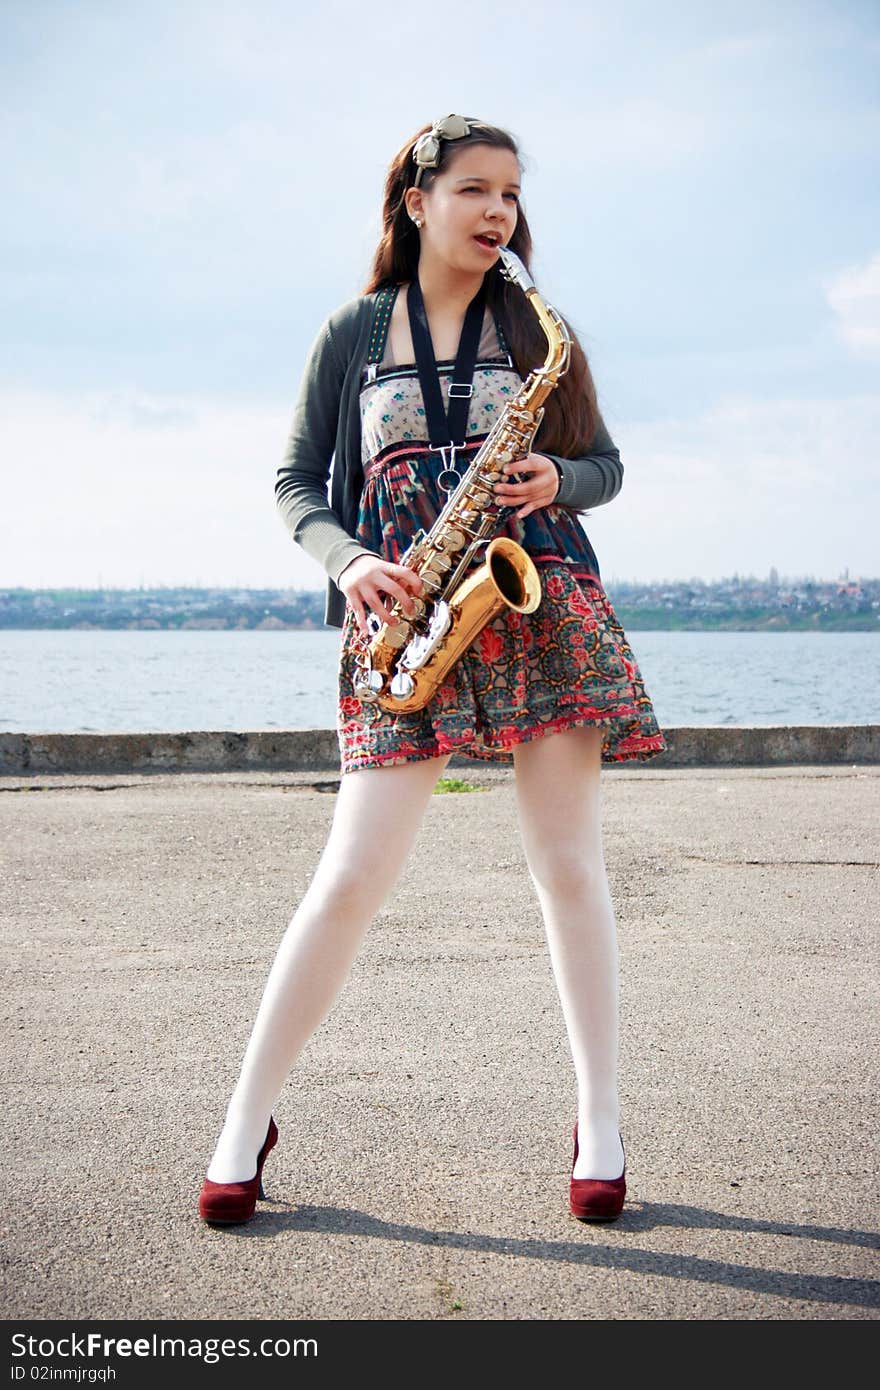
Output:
top-left (1, 575), bottom-right (876, 591)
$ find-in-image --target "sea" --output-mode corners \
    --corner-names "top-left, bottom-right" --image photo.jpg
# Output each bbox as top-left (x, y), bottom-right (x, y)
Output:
top-left (0, 629), bottom-right (877, 733)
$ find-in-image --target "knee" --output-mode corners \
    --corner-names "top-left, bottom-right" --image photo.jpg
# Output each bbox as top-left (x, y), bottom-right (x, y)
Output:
top-left (525, 845), bottom-right (605, 902)
top-left (310, 856), bottom-right (389, 922)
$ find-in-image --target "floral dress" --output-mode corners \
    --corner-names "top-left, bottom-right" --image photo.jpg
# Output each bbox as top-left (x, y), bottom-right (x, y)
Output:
top-left (336, 287), bottom-right (667, 775)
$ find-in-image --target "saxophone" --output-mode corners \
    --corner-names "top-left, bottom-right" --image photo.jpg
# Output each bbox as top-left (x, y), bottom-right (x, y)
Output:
top-left (352, 245), bottom-right (572, 714)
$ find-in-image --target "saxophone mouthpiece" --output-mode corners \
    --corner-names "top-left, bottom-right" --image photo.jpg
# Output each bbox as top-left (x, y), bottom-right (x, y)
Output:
top-left (497, 245), bottom-right (535, 294)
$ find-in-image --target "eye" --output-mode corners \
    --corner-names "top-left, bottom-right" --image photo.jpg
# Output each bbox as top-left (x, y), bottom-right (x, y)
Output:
top-left (462, 186), bottom-right (520, 202)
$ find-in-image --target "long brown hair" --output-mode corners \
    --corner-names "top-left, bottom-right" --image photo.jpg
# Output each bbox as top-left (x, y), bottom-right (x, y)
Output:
top-left (362, 118), bottom-right (600, 467)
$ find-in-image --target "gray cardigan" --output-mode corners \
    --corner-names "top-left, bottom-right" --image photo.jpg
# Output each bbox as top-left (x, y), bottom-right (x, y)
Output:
top-left (275, 289), bottom-right (624, 629)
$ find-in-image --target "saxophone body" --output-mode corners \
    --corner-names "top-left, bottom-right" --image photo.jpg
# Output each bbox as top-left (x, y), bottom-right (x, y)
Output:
top-left (352, 246), bottom-right (572, 715)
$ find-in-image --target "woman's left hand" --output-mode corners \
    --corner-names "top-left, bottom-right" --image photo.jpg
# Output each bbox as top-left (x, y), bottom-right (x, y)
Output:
top-left (492, 452), bottom-right (560, 520)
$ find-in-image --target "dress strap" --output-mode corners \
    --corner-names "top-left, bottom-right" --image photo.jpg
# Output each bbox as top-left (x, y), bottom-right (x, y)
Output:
top-left (364, 284), bottom-right (400, 382)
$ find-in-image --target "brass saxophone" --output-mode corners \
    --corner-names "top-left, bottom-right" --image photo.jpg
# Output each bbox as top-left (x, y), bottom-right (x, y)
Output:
top-left (352, 245), bottom-right (572, 714)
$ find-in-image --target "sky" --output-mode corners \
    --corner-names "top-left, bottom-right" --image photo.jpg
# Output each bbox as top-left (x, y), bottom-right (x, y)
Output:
top-left (1, 0), bottom-right (877, 591)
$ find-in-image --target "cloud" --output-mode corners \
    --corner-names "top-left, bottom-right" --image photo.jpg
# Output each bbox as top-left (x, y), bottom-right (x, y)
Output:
top-left (825, 251), bottom-right (880, 356)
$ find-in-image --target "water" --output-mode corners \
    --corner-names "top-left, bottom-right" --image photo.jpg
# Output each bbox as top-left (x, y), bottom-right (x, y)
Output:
top-left (0, 629), bottom-right (877, 733)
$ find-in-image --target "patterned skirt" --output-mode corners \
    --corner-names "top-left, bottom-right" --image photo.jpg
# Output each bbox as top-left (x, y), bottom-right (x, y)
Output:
top-left (336, 560), bottom-right (667, 774)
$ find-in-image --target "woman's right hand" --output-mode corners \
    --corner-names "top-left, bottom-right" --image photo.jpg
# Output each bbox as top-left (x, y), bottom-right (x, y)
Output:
top-left (338, 553), bottom-right (424, 636)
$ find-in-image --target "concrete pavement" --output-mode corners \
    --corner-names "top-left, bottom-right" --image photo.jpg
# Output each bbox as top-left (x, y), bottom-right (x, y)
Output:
top-left (1, 761), bottom-right (878, 1320)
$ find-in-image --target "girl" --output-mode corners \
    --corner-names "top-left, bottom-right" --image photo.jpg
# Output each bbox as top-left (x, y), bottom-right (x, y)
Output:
top-left (199, 114), bottom-right (666, 1227)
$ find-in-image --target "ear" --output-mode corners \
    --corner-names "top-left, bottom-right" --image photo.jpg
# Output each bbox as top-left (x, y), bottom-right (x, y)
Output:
top-left (404, 189), bottom-right (425, 223)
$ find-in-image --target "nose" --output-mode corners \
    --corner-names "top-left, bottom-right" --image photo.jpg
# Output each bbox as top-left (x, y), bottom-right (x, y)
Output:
top-left (487, 190), bottom-right (513, 223)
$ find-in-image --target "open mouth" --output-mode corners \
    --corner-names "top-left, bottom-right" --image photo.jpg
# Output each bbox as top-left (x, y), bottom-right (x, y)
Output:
top-left (474, 234), bottom-right (500, 249)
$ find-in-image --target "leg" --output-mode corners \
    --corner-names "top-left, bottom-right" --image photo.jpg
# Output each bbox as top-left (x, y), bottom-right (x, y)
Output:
top-left (513, 725), bottom-right (624, 1180)
top-left (206, 751), bottom-right (452, 1182)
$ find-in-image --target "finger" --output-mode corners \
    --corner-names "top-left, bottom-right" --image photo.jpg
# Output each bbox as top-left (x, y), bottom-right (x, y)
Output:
top-left (397, 569), bottom-right (427, 601)
top-left (390, 564), bottom-right (425, 592)
top-left (378, 577), bottom-right (421, 616)
top-left (513, 484), bottom-right (553, 518)
top-left (349, 596), bottom-right (367, 634)
top-left (499, 466), bottom-right (548, 487)
top-left (495, 481), bottom-right (535, 502)
top-left (494, 478), bottom-right (536, 494)
top-left (367, 582), bottom-right (415, 626)
top-left (364, 589), bottom-right (396, 626)
top-left (521, 485), bottom-right (559, 517)
top-left (504, 456), bottom-right (556, 482)
top-left (508, 472), bottom-right (556, 499)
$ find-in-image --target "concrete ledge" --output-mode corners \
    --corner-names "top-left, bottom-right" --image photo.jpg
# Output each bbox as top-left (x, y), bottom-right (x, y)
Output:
top-left (0, 729), bottom-right (338, 775)
top-left (651, 723), bottom-right (879, 767)
top-left (0, 724), bottom-right (877, 774)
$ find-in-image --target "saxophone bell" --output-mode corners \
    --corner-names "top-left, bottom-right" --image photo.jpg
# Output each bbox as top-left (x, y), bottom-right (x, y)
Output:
top-left (375, 538), bottom-right (541, 713)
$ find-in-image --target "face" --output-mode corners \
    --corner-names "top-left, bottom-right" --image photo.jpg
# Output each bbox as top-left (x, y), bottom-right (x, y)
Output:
top-left (406, 143), bottom-right (521, 273)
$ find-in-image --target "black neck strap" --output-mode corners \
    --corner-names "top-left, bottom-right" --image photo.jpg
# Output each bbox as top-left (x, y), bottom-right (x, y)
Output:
top-left (407, 277), bottom-right (487, 447)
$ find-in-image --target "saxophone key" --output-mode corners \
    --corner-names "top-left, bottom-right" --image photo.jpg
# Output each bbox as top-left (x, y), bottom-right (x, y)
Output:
top-left (400, 600), bottom-right (452, 670)
top-left (439, 528), bottom-right (465, 552)
top-left (389, 670), bottom-right (416, 702)
top-left (353, 665), bottom-right (384, 700)
top-left (383, 622), bottom-right (412, 648)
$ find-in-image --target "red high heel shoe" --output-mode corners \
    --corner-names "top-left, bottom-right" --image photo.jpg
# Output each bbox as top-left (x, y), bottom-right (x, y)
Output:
top-left (569, 1122), bottom-right (626, 1222)
top-left (199, 1116), bottom-right (279, 1226)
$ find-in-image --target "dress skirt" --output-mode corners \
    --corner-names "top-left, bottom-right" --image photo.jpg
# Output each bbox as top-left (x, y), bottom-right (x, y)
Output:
top-left (337, 560), bottom-right (668, 773)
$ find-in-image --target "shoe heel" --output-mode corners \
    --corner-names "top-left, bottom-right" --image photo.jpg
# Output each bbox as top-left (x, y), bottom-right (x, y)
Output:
top-left (257, 1178), bottom-right (267, 1200)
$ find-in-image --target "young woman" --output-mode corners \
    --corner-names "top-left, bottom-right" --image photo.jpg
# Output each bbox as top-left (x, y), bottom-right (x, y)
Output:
top-left (198, 114), bottom-right (666, 1227)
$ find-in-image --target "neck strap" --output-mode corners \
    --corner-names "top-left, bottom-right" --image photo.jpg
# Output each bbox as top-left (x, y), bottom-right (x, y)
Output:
top-left (406, 277), bottom-right (487, 447)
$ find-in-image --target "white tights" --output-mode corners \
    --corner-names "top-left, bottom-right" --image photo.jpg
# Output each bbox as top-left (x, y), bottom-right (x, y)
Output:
top-left (513, 726), bottom-right (624, 1180)
top-left (206, 725), bottom-right (623, 1185)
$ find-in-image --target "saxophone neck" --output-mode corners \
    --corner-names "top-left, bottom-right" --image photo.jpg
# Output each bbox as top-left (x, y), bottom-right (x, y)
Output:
top-left (496, 244), bottom-right (572, 397)
top-left (527, 294), bottom-right (571, 389)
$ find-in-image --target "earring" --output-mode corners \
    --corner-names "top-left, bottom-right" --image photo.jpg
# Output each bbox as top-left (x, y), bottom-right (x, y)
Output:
top-left (413, 216), bottom-right (423, 228)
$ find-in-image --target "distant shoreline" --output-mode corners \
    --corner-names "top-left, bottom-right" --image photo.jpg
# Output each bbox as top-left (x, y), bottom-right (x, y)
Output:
top-left (0, 617), bottom-right (877, 633)
top-left (2, 580), bottom-right (877, 634)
